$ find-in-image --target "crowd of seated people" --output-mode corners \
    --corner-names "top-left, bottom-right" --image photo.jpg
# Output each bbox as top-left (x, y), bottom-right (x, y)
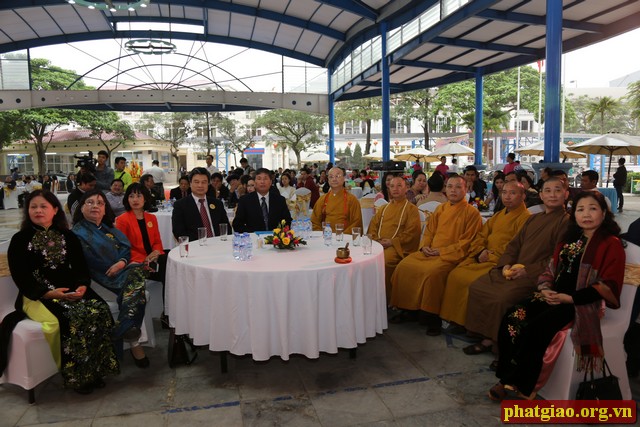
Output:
top-left (1, 156), bottom-right (633, 402)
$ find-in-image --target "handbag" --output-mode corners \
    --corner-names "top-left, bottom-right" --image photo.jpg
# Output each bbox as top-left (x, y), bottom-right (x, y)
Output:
top-left (575, 359), bottom-right (622, 400)
top-left (168, 331), bottom-right (198, 368)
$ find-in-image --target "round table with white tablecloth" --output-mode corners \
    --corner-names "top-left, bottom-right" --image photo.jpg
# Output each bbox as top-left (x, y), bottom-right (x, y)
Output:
top-left (165, 234), bottom-right (387, 361)
top-left (152, 211), bottom-right (176, 249)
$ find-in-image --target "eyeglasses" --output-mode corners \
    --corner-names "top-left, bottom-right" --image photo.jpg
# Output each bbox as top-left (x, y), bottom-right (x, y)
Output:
top-left (84, 200), bottom-right (105, 207)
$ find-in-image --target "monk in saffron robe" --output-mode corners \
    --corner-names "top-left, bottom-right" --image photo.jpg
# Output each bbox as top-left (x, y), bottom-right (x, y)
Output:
top-left (440, 181), bottom-right (530, 330)
top-left (367, 176), bottom-right (422, 299)
top-left (390, 175), bottom-right (482, 335)
top-left (463, 177), bottom-right (569, 360)
top-left (311, 167), bottom-right (362, 234)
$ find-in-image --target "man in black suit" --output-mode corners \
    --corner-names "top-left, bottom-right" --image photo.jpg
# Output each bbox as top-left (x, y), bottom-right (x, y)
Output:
top-left (233, 168), bottom-right (292, 232)
top-left (172, 168), bottom-right (230, 241)
top-left (169, 175), bottom-right (190, 200)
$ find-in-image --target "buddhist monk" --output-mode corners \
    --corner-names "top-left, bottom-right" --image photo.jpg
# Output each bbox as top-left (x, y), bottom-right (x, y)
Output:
top-left (311, 167), bottom-right (362, 234)
top-left (463, 177), bottom-right (569, 369)
top-left (390, 174), bottom-right (483, 335)
top-left (367, 176), bottom-right (422, 299)
top-left (440, 180), bottom-right (530, 333)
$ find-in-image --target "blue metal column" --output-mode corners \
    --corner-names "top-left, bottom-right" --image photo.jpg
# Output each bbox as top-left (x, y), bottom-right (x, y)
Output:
top-left (381, 22), bottom-right (391, 162)
top-left (474, 71), bottom-right (483, 166)
top-left (543, 0), bottom-right (562, 163)
top-left (327, 67), bottom-right (335, 162)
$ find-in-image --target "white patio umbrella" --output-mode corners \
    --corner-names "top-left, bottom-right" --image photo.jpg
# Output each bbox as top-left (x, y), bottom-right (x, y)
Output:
top-left (394, 147), bottom-right (441, 163)
top-left (570, 133), bottom-right (640, 186)
top-left (363, 151), bottom-right (395, 160)
top-left (515, 141), bottom-right (586, 160)
top-left (429, 142), bottom-right (475, 157)
top-left (303, 152), bottom-right (335, 163)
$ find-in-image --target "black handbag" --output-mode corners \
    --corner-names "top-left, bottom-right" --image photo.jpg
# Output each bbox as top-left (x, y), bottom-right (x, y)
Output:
top-left (575, 359), bottom-right (622, 400)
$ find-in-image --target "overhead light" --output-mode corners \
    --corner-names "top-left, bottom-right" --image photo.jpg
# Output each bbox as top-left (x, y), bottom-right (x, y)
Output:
top-left (125, 38), bottom-right (176, 55)
top-left (69, 0), bottom-right (151, 12)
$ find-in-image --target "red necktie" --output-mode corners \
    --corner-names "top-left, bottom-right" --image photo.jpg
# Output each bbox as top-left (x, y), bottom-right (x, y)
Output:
top-left (199, 199), bottom-right (214, 237)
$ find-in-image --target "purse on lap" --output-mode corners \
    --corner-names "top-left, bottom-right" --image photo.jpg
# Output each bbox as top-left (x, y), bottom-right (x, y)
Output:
top-left (575, 359), bottom-right (622, 400)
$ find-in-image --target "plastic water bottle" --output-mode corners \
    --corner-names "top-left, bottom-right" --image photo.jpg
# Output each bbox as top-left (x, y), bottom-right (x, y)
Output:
top-left (233, 232), bottom-right (241, 260)
top-left (291, 219), bottom-right (299, 236)
top-left (243, 232), bottom-right (253, 260)
top-left (323, 222), bottom-right (332, 246)
top-left (305, 218), bottom-right (312, 240)
top-left (238, 234), bottom-right (247, 261)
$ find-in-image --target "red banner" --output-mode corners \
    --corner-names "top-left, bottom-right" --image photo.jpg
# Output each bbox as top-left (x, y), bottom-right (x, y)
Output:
top-left (502, 400), bottom-right (636, 424)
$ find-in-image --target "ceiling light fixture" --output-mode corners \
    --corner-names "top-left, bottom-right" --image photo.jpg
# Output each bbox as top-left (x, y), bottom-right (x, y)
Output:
top-left (125, 38), bottom-right (176, 55)
top-left (67, 0), bottom-right (151, 12)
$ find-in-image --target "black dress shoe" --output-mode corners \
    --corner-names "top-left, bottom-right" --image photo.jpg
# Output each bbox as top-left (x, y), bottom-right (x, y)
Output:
top-left (74, 384), bottom-right (94, 394)
top-left (130, 349), bottom-right (150, 368)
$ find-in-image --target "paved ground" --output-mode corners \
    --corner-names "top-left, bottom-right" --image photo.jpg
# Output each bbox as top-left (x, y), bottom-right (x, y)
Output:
top-left (0, 194), bottom-right (639, 426)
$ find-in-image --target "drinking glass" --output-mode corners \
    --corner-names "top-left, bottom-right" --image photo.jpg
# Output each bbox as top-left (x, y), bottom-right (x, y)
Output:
top-left (219, 223), bottom-right (228, 241)
top-left (178, 236), bottom-right (190, 257)
top-left (335, 223), bottom-right (344, 242)
top-left (352, 227), bottom-right (362, 246)
top-left (198, 227), bottom-right (207, 246)
top-left (362, 234), bottom-right (372, 255)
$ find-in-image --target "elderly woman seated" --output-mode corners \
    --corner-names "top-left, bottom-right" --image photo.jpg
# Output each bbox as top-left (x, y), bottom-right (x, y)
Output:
top-left (4, 190), bottom-right (118, 394)
top-left (105, 178), bottom-right (126, 217)
top-left (72, 189), bottom-right (150, 368)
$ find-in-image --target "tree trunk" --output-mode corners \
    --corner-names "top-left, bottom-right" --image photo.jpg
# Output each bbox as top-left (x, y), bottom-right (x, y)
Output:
top-left (365, 119), bottom-right (372, 155)
top-left (34, 138), bottom-right (46, 176)
top-left (423, 122), bottom-right (430, 150)
top-left (294, 150), bottom-right (302, 169)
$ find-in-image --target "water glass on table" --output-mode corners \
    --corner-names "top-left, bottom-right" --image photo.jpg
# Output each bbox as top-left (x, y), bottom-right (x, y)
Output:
top-left (198, 227), bottom-right (207, 246)
top-left (352, 227), bottom-right (361, 246)
top-left (362, 234), bottom-right (372, 255)
top-left (178, 236), bottom-right (190, 257)
top-left (335, 223), bottom-right (344, 242)
top-left (219, 223), bottom-right (228, 241)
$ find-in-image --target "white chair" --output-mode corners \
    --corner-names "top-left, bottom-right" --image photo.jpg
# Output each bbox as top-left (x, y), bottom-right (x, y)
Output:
top-left (538, 243), bottom-right (640, 400)
top-left (294, 187), bottom-right (312, 219)
top-left (360, 194), bottom-right (376, 233)
top-left (91, 280), bottom-right (156, 349)
top-left (417, 201), bottom-right (441, 213)
top-left (0, 241), bottom-right (58, 404)
top-left (527, 204), bottom-right (545, 214)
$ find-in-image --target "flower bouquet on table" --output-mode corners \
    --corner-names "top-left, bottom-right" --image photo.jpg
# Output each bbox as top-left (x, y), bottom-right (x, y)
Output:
top-left (264, 219), bottom-right (307, 250)
top-left (471, 197), bottom-right (489, 211)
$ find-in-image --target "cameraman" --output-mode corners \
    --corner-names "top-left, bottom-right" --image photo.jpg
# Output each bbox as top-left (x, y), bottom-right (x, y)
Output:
top-left (94, 150), bottom-right (114, 193)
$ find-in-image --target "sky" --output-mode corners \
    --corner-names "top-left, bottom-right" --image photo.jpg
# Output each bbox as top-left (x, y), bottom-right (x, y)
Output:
top-left (29, 26), bottom-right (640, 92)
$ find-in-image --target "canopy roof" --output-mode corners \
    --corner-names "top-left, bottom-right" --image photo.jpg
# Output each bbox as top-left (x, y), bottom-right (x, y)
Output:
top-left (1, 0), bottom-right (639, 103)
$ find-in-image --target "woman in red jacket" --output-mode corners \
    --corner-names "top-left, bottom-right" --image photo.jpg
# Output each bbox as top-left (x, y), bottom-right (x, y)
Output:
top-left (115, 183), bottom-right (168, 331)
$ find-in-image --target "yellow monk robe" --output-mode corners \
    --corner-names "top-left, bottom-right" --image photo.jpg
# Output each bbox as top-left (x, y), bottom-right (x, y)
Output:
top-left (367, 199), bottom-right (422, 299)
top-left (440, 203), bottom-right (530, 326)
top-left (311, 188), bottom-right (363, 234)
top-left (390, 201), bottom-right (482, 313)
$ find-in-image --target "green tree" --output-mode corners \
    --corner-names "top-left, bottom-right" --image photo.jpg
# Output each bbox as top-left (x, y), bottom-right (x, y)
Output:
top-left (217, 117), bottom-right (252, 167)
top-left (253, 110), bottom-right (326, 168)
top-left (352, 143), bottom-right (364, 170)
top-left (0, 58), bottom-right (93, 174)
top-left (138, 112), bottom-right (193, 182)
top-left (342, 145), bottom-right (353, 168)
top-left (393, 89), bottom-right (439, 150)
top-left (75, 111), bottom-right (135, 164)
top-left (586, 97), bottom-right (621, 134)
top-left (625, 81), bottom-right (640, 122)
top-left (191, 111), bottom-right (223, 156)
top-left (334, 98), bottom-right (381, 155)
top-left (0, 111), bottom-right (30, 148)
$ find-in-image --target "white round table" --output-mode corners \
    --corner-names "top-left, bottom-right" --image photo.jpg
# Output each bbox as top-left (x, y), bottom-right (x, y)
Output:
top-left (165, 234), bottom-right (387, 361)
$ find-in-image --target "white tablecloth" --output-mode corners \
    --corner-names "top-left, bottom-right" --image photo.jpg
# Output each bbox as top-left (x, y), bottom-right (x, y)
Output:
top-left (152, 211), bottom-right (176, 249)
top-left (165, 235), bottom-right (387, 361)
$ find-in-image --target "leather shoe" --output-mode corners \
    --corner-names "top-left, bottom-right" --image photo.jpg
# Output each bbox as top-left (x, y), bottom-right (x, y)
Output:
top-left (74, 383), bottom-right (94, 394)
top-left (130, 349), bottom-right (150, 368)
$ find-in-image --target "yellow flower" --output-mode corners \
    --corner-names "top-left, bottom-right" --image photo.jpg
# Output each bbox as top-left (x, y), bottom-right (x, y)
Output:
top-left (279, 232), bottom-right (285, 239)
top-left (283, 237), bottom-right (290, 245)
top-left (274, 228), bottom-right (281, 234)
top-left (289, 230), bottom-right (295, 237)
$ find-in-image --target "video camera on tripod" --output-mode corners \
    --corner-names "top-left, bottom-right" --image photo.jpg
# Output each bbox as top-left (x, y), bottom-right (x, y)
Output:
top-left (74, 151), bottom-right (97, 174)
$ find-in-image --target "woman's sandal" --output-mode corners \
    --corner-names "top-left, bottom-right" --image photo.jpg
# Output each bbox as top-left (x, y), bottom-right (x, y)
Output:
top-left (488, 383), bottom-right (506, 402)
top-left (463, 342), bottom-right (492, 355)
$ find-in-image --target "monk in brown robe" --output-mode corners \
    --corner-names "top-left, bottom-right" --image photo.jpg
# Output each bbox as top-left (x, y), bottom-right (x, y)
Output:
top-left (463, 177), bottom-right (569, 365)
top-left (390, 175), bottom-right (483, 335)
top-left (367, 176), bottom-right (422, 299)
top-left (311, 167), bottom-right (362, 234)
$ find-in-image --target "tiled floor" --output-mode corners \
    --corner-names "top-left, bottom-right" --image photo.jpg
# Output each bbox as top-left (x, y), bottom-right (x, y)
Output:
top-left (1, 194), bottom-right (639, 426)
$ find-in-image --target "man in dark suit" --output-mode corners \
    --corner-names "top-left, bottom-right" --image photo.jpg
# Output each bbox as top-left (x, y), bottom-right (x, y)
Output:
top-left (172, 168), bottom-right (230, 241)
top-left (233, 168), bottom-right (292, 232)
top-left (169, 175), bottom-right (190, 200)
